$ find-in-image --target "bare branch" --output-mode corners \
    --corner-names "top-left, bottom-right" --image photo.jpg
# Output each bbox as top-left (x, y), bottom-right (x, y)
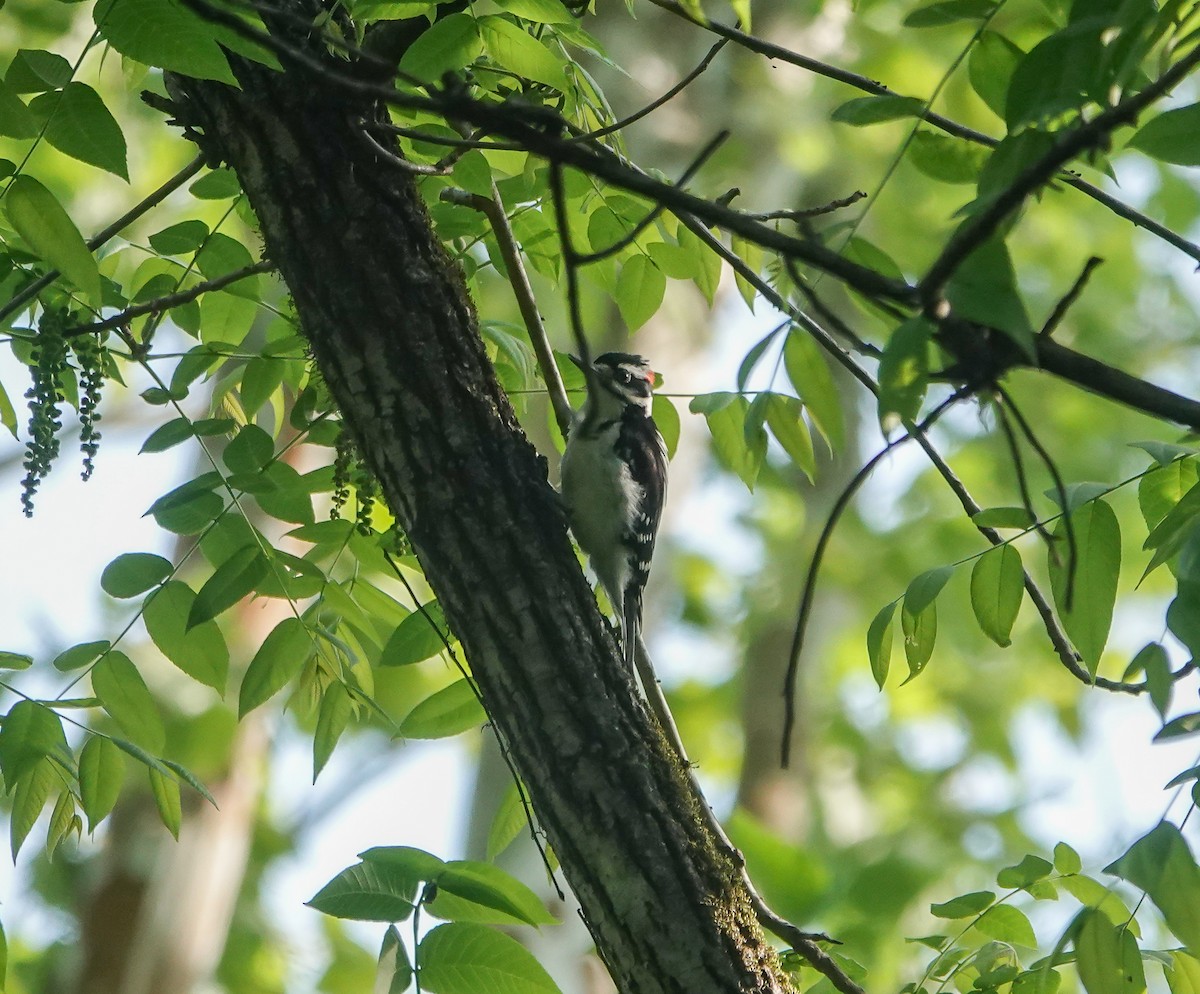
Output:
top-left (440, 185), bottom-right (574, 438)
top-left (61, 260), bottom-right (274, 337)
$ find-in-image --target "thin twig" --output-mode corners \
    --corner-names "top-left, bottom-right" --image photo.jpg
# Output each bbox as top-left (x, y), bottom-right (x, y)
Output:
top-left (570, 37), bottom-right (729, 142)
top-left (0, 156), bottom-right (206, 323)
top-left (781, 392), bottom-right (966, 768)
top-left (1041, 256), bottom-right (1103, 338)
top-left (441, 183), bottom-right (573, 437)
top-left (547, 162), bottom-right (592, 371)
top-left (748, 191), bottom-right (867, 222)
top-left (61, 260), bottom-right (274, 337)
top-left (993, 400), bottom-right (1058, 557)
top-left (359, 124), bottom-right (456, 175)
top-left (996, 385), bottom-right (1077, 609)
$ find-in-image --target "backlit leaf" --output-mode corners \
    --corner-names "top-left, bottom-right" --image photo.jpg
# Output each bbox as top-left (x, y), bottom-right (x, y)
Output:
top-left (5, 176), bottom-right (101, 306)
top-left (970, 545), bottom-right (1024, 647)
top-left (418, 923), bottom-right (562, 994)
top-left (1048, 499), bottom-right (1120, 676)
top-left (92, 651), bottom-right (165, 752)
top-left (239, 617), bottom-right (314, 716)
top-left (398, 679), bottom-right (486, 739)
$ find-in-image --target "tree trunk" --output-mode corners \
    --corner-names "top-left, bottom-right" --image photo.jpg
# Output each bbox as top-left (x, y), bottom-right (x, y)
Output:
top-left (167, 21), bottom-right (793, 994)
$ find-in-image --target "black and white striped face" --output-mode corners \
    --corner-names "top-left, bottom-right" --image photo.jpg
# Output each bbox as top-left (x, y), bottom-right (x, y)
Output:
top-left (584, 352), bottom-right (656, 410)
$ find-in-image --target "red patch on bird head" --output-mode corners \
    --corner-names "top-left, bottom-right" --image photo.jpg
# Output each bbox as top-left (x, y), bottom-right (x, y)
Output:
top-left (645, 370), bottom-right (657, 387)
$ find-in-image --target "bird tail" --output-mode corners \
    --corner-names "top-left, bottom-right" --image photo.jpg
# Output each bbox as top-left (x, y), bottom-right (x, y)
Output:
top-left (622, 588), bottom-right (641, 671)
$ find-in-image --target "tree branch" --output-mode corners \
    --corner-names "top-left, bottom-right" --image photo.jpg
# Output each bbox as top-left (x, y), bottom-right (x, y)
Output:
top-left (61, 260), bottom-right (274, 337)
top-left (643, 0), bottom-right (1200, 268)
top-left (0, 155), bottom-right (206, 324)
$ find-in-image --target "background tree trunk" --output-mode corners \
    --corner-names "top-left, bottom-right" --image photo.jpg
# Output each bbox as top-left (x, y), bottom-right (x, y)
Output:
top-left (167, 27), bottom-right (793, 994)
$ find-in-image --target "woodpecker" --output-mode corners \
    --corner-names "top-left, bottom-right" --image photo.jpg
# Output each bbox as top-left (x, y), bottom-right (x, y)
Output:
top-left (560, 352), bottom-right (668, 669)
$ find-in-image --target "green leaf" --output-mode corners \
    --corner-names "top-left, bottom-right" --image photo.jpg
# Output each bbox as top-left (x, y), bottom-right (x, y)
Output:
top-left (239, 357), bottom-right (285, 416)
top-left (878, 318), bottom-right (933, 431)
top-left (189, 168), bottom-right (240, 199)
top-left (905, 566), bottom-right (954, 617)
top-left (381, 602), bottom-right (454, 666)
top-left (972, 506), bottom-right (1036, 529)
top-left (970, 545), bottom-right (1024, 647)
top-left (689, 393), bottom-right (767, 491)
top-left (904, 0), bottom-right (997, 26)
top-left (398, 12), bottom-right (482, 82)
top-left (0, 651), bottom-right (32, 671)
top-left (78, 735), bottom-right (124, 832)
top-left (975, 904), bottom-right (1037, 948)
top-left (969, 31), bottom-right (1025, 119)
top-left (314, 682), bottom-right (352, 781)
top-left (486, 781), bottom-right (527, 860)
top-left (783, 331), bottom-right (843, 451)
top-left (6, 49), bottom-right (73, 93)
top-left (998, 854), bottom-right (1053, 888)
top-left (188, 545), bottom-right (268, 629)
top-left (0, 378), bottom-right (17, 439)
top-left (1105, 823), bottom-right (1200, 955)
top-left (160, 758), bottom-right (217, 807)
top-left (1005, 25), bottom-right (1102, 129)
top-left (5, 176), bottom-right (101, 306)
top-left (0, 79), bottom-right (37, 138)
top-left (223, 423), bottom-right (274, 474)
top-left (101, 552), bottom-right (173, 599)
top-left (901, 596), bottom-right (937, 680)
top-left (378, 924), bottom-right (413, 994)
top-left (91, 651), bottom-right (165, 752)
top-left (1156, 712), bottom-right (1200, 742)
top-left (944, 236), bottom-right (1032, 356)
top-left (94, 0), bottom-right (236, 84)
top-left (146, 475), bottom-right (224, 534)
top-left (239, 617), bottom-right (314, 716)
top-left (418, 923), bottom-right (563, 994)
top-left (931, 890), bottom-right (996, 918)
top-left (360, 845), bottom-right (447, 880)
top-left (0, 700), bottom-right (69, 784)
top-left (492, 0), bottom-right (576, 21)
top-left (1167, 952), bottom-right (1200, 994)
top-left (1054, 841), bottom-right (1082, 875)
top-left (1127, 642), bottom-right (1171, 717)
top-left (1074, 907), bottom-right (1146, 994)
top-left (435, 861), bottom-right (556, 926)
top-left (479, 15), bottom-right (567, 90)
top-left (615, 255), bottom-right (666, 332)
top-left (10, 759), bottom-right (57, 859)
top-left (867, 601), bottom-right (897, 689)
top-left (908, 131), bottom-right (988, 184)
top-left (1130, 104), bottom-right (1200, 167)
top-left (52, 639), bottom-right (110, 672)
top-left (765, 393), bottom-right (816, 482)
top-left (652, 394), bottom-right (680, 460)
top-left (149, 219), bottom-right (210, 255)
top-left (28, 83), bottom-right (128, 179)
top-left (143, 581), bottom-right (230, 692)
top-left (140, 416), bottom-right (209, 453)
top-left (1048, 499), bottom-right (1120, 676)
top-left (252, 462), bottom-right (315, 525)
top-left (831, 94), bottom-right (927, 125)
top-left (398, 679), bottom-right (486, 739)
top-left (148, 765), bottom-right (181, 839)
top-left (307, 860), bottom-right (418, 922)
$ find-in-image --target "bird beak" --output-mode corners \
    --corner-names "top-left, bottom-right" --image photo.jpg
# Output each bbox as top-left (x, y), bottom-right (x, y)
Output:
top-left (567, 354), bottom-right (587, 372)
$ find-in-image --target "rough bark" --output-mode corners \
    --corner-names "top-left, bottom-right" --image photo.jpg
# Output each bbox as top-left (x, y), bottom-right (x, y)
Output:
top-left (167, 26), bottom-right (793, 994)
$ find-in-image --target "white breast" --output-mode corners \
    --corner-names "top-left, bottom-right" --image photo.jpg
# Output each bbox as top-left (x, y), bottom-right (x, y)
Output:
top-left (560, 420), bottom-right (641, 614)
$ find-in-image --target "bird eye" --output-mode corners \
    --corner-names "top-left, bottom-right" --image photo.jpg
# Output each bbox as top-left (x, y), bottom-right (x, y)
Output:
top-left (618, 369), bottom-right (632, 384)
